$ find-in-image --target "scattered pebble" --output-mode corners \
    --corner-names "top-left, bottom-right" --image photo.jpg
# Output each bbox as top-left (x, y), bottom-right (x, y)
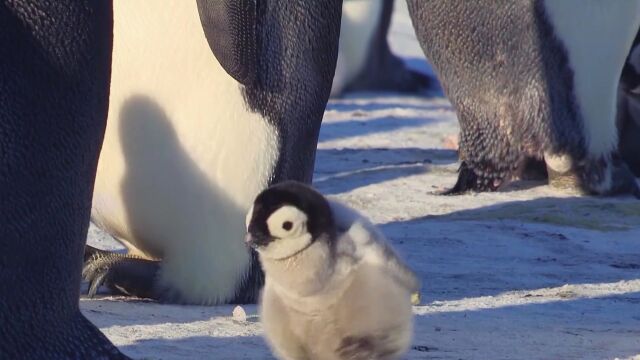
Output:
top-left (442, 134), bottom-right (459, 150)
top-left (232, 305), bottom-right (247, 322)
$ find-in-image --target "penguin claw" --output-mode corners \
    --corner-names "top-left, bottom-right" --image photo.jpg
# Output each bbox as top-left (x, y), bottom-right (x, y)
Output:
top-left (86, 270), bottom-right (108, 298)
top-left (440, 162), bottom-right (502, 195)
top-left (82, 245), bottom-right (160, 299)
top-left (82, 246), bottom-right (114, 297)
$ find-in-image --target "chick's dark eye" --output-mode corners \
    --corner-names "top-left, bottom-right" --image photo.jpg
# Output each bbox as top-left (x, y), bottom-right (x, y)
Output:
top-left (282, 221), bottom-right (293, 231)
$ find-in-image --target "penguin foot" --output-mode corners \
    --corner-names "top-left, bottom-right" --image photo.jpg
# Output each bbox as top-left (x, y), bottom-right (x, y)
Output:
top-left (440, 162), bottom-right (503, 195)
top-left (546, 155), bottom-right (640, 198)
top-left (346, 63), bottom-right (434, 95)
top-left (83, 245), bottom-right (160, 299)
top-left (337, 334), bottom-right (404, 360)
top-left (574, 155), bottom-right (640, 198)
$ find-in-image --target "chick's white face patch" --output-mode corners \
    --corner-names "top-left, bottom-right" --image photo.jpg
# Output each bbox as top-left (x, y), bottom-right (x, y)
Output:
top-left (267, 206), bottom-right (308, 238)
top-left (259, 205), bottom-right (312, 260)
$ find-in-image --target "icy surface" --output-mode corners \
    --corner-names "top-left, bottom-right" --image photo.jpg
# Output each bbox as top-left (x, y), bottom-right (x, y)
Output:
top-left (83, 3), bottom-right (640, 359)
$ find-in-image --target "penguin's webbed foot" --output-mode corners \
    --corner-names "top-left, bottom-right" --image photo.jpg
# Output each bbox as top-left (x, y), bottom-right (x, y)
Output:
top-left (440, 162), bottom-right (503, 195)
top-left (83, 245), bottom-right (160, 299)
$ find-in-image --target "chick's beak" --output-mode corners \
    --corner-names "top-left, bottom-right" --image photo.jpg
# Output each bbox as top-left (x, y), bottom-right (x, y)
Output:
top-left (245, 231), bottom-right (272, 250)
top-left (244, 233), bottom-right (258, 249)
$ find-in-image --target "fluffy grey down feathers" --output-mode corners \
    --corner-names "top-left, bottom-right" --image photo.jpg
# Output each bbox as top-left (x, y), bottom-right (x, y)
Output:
top-left (256, 200), bottom-right (418, 360)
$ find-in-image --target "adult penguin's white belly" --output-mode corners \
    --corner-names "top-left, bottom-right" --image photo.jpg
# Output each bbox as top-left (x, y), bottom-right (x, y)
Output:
top-left (91, 1), bottom-right (279, 304)
top-left (543, 1), bottom-right (640, 159)
top-left (539, 0), bottom-right (640, 194)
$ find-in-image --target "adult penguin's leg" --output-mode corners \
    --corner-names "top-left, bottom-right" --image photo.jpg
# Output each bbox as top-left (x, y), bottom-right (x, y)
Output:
top-left (0, 1), bottom-right (127, 358)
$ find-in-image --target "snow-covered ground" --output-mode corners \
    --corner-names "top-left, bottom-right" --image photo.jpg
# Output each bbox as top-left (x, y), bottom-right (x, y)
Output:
top-left (83, 3), bottom-right (640, 359)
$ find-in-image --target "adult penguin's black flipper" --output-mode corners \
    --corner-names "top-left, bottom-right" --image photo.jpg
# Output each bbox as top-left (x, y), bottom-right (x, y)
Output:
top-left (196, 0), bottom-right (257, 85)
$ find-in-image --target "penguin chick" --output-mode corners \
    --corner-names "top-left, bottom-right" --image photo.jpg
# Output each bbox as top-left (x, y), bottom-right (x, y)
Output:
top-left (246, 181), bottom-right (419, 360)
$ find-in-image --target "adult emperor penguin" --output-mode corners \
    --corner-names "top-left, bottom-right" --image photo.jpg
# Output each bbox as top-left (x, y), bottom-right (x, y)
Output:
top-left (247, 181), bottom-right (418, 360)
top-left (407, 1), bottom-right (640, 196)
top-left (331, 0), bottom-right (432, 97)
top-left (84, 1), bottom-right (343, 305)
top-left (1, 1), bottom-right (127, 358)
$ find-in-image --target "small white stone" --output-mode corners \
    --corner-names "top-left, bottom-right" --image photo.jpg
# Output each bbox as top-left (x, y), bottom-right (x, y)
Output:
top-left (232, 305), bottom-right (247, 322)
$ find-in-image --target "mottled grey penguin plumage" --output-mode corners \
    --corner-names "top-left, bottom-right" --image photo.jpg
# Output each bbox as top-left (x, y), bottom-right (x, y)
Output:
top-left (407, 0), bottom-right (640, 196)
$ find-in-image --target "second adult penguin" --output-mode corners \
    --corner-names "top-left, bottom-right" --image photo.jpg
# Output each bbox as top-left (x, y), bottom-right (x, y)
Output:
top-left (408, 0), bottom-right (640, 196)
